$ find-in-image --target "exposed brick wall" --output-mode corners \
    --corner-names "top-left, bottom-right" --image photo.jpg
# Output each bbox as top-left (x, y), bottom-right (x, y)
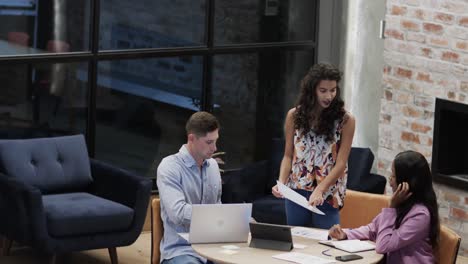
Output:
top-left (379, 0), bottom-right (468, 255)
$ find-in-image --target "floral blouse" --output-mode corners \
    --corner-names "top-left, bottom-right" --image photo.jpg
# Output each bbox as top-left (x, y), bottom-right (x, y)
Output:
top-left (286, 114), bottom-right (349, 208)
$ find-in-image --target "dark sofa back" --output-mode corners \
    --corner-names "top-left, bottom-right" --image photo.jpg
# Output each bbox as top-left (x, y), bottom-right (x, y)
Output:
top-left (0, 135), bottom-right (93, 193)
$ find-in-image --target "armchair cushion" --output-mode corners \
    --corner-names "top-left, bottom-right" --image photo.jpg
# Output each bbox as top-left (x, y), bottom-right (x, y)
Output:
top-left (0, 135), bottom-right (92, 194)
top-left (43, 192), bottom-right (134, 237)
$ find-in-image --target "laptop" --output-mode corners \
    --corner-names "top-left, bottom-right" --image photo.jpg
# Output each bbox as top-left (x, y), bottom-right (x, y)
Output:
top-left (189, 203), bottom-right (252, 243)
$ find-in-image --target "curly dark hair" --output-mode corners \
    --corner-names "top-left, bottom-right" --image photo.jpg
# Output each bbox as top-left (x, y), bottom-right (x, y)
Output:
top-left (294, 63), bottom-right (346, 142)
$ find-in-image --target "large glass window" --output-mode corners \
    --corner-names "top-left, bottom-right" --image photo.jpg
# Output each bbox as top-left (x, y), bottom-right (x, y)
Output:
top-left (95, 57), bottom-right (203, 176)
top-left (0, 0), bottom-right (90, 55)
top-left (99, 0), bottom-right (206, 50)
top-left (212, 50), bottom-right (314, 168)
top-left (0, 62), bottom-right (88, 138)
top-left (0, 0), bottom-right (318, 186)
top-left (214, 0), bottom-right (317, 44)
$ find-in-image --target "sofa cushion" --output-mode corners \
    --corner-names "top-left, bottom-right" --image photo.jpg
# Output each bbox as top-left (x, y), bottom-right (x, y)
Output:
top-left (43, 192), bottom-right (134, 237)
top-left (0, 135), bottom-right (92, 193)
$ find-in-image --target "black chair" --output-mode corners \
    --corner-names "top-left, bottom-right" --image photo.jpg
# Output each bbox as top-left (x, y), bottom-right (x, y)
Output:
top-left (222, 139), bottom-right (386, 225)
top-left (0, 135), bottom-right (152, 264)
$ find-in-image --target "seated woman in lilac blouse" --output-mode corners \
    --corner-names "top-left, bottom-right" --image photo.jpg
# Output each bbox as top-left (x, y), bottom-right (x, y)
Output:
top-left (329, 150), bottom-right (440, 264)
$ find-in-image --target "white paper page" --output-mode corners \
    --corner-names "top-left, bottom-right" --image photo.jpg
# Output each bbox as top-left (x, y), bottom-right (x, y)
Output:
top-left (277, 181), bottom-right (325, 215)
top-left (327, 240), bottom-right (375, 253)
top-left (273, 252), bottom-right (335, 264)
top-left (292, 227), bottom-right (329, 241)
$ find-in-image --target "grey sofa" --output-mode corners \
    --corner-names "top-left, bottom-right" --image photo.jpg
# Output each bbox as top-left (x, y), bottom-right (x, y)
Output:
top-left (0, 135), bottom-right (152, 263)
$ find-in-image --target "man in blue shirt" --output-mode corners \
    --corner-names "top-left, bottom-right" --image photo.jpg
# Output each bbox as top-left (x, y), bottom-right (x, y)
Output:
top-left (157, 111), bottom-right (221, 264)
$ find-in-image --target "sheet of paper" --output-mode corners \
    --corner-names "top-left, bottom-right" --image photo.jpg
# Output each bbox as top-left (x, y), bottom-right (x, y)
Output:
top-left (291, 227), bottom-right (329, 241)
top-left (221, 245), bottom-right (240, 250)
top-left (273, 252), bottom-right (335, 264)
top-left (277, 181), bottom-right (325, 215)
top-left (293, 243), bottom-right (308, 249)
top-left (219, 249), bottom-right (238, 255)
top-left (319, 239), bottom-right (375, 253)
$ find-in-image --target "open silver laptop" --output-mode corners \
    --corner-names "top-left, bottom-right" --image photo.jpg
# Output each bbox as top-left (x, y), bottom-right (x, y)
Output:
top-left (189, 203), bottom-right (252, 243)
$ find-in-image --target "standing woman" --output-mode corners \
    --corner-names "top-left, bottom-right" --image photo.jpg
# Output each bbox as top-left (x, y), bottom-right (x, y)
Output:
top-left (272, 63), bottom-right (355, 229)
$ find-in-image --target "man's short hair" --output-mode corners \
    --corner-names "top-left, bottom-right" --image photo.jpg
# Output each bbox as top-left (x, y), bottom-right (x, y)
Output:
top-left (185, 111), bottom-right (220, 137)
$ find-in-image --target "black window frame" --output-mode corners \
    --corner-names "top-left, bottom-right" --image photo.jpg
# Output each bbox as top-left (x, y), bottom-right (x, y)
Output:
top-left (0, 0), bottom-right (320, 157)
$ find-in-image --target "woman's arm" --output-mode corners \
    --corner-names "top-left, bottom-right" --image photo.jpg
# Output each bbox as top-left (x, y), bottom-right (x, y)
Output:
top-left (373, 206), bottom-right (431, 254)
top-left (309, 113), bottom-right (355, 206)
top-left (272, 108), bottom-right (295, 197)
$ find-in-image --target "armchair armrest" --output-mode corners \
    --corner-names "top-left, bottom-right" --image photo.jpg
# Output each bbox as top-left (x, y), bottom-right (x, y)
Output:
top-left (0, 173), bottom-right (47, 244)
top-left (90, 159), bottom-right (152, 210)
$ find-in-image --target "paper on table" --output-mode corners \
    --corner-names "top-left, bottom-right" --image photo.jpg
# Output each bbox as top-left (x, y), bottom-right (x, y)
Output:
top-left (319, 239), bottom-right (376, 253)
top-left (291, 227), bottom-right (329, 241)
top-left (277, 181), bottom-right (325, 215)
top-left (273, 252), bottom-right (335, 264)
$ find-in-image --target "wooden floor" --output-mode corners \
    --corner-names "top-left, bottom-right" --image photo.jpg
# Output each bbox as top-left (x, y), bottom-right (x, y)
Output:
top-left (0, 232), bottom-right (151, 264)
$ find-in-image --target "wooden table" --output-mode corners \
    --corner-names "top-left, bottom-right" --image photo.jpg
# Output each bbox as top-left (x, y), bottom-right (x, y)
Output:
top-left (192, 233), bottom-right (383, 264)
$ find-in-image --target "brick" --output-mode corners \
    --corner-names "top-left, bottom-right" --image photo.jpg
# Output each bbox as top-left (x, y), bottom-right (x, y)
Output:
top-left (414, 96), bottom-right (434, 108)
top-left (459, 17), bottom-right (468, 27)
top-left (401, 20), bottom-right (421, 31)
top-left (456, 41), bottom-right (468, 51)
top-left (410, 9), bottom-right (427, 20)
top-left (402, 106), bottom-right (423, 118)
top-left (385, 29), bottom-right (404, 40)
top-left (396, 91), bottom-right (412, 104)
top-left (441, 2), bottom-right (468, 14)
top-left (407, 32), bottom-right (426, 43)
top-left (447, 26), bottom-right (468, 40)
top-left (465, 197), bottom-right (468, 205)
top-left (381, 114), bottom-right (392, 124)
top-left (420, 47), bottom-right (433, 58)
top-left (401, 131), bottom-right (421, 144)
top-left (391, 5), bottom-right (407, 16)
top-left (448, 91), bottom-right (456, 99)
top-left (451, 207), bottom-right (468, 221)
top-left (416, 72), bottom-right (433, 82)
top-left (409, 83), bottom-right (424, 93)
top-left (441, 51), bottom-right (460, 62)
top-left (396, 67), bottom-right (413, 79)
top-left (423, 22), bottom-right (444, 34)
top-left (461, 82), bottom-right (468, 93)
top-left (404, 0), bottom-right (420, 7)
top-left (446, 192), bottom-right (461, 203)
top-left (385, 89), bottom-right (393, 100)
top-left (434, 12), bottom-right (454, 24)
top-left (429, 37), bottom-right (448, 47)
top-left (411, 122), bottom-right (432, 133)
top-left (459, 93), bottom-right (466, 102)
top-left (383, 65), bottom-right (392, 75)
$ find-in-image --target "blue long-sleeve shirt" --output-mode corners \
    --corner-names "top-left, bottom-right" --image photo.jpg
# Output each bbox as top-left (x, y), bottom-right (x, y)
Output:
top-left (157, 145), bottom-right (222, 263)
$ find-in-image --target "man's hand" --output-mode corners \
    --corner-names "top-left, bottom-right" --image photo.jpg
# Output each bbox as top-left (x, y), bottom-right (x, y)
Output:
top-left (329, 224), bottom-right (347, 240)
top-left (390, 182), bottom-right (412, 208)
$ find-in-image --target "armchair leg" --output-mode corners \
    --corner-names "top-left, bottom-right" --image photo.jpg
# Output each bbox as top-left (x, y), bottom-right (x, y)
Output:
top-left (1, 238), bottom-right (12, 256)
top-left (49, 254), bottom-right (57, 264)
top-left (108, 247), bottom-right (119, 264)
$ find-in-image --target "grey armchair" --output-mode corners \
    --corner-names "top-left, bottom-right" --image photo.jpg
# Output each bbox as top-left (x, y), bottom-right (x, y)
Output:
top-left (0, 135), bottom-right (152, 264)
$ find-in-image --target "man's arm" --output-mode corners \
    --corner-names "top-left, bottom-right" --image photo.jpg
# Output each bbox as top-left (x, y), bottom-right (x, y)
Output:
top-left (157, 160), bottom-right (192, 227)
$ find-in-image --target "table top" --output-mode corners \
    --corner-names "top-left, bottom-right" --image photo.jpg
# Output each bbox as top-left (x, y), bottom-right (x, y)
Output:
top-left (192, 233), bottom-right (383, 264)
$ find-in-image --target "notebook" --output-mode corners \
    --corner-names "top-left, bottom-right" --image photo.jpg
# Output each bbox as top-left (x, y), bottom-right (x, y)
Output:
top-left (318, 240), bottom-right (376, 253)
top-left (189, 203), bottom-right (252, 243)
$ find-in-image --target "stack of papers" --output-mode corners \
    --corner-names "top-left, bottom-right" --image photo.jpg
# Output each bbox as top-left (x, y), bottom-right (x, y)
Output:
top-left (291, 227), bottom-right (329, 241)
top-left (273, 252), bottom-right (335, 264)
top-left (319, 240), bottom-right (375, 253)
